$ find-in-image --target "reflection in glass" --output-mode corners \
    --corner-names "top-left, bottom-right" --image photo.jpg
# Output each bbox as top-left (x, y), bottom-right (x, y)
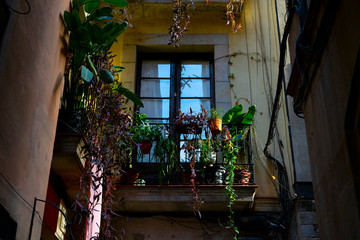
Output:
top-left (180, 99), bottom-right (210, 113)
top-left (140, 99), bottom-right (169, 119)
top-left (142, 60), bottom-right (170, 78)
top-left (141, 79), bottom-right (170, 98)
top-left (180, 79), bottom-right (210, 97)
top-left (181, 61), bottom-right (210, 78)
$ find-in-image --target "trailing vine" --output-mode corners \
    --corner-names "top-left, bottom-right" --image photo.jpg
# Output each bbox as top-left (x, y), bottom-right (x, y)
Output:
top-left (222, 128), bottom-right (240, 239)
top-left (176, 107), bottom-right (208, 217)
top-left (168, 0), bottom-right (195, 46)
top-left (73, 51), bottom-right (136, 239)
top-left (226, 0), bottom-right (244, 33)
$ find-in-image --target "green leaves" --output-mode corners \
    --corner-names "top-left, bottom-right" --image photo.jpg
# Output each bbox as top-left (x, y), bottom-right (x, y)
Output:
top-left (84, 0), bottom-right (101, 13)
top-left (117, 86), bottom-right (144, 107)
top-left (99, 69), bottom-right (114, 84)
top-left (87, 7), bottom-right (113, 21)
top-left (81, 65), bottom-right (94, 82)
top-left (222, 105), bottom-right (243, 124)
top-left (102, 21), bottom-right (128, 48)
top-left (64, 10), bottom-right (82, 31)
top-left (222, 104), bottom-right (256, 126)
top-left (104, 0), bottom-right (128, 7)
top-left (241, 105), bottom-right (256, 125)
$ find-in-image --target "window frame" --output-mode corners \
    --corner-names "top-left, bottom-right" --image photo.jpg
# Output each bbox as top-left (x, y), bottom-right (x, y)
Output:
top-left (135, 52), bottom-right (215, 124)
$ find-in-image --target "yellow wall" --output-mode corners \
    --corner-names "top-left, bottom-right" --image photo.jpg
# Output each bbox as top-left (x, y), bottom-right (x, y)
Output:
top-left (112, 0), bottom-right (293, 205)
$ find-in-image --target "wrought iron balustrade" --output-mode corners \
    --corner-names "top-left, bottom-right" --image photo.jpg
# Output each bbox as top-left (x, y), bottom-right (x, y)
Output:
top-left (120, 123), bottom-right (255, 186)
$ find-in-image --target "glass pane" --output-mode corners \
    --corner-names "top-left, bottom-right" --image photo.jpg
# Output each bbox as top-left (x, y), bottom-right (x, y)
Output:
top-left (180, 141), bottom-right (201, 162)
top-left (140, 99), bottom-right (169, 118)
top-left (141, 79), bottom-right (170, 98)
top-left (181, 60), bottom-right (210, 78)
top-left (142, 60), bottom-right (170, 78)
top-left (180, 79), bottom-right (210, 97)
top-left (180, 99), bottom-right (210, 113)
top-left (137, 146), bottom-right (157, 163)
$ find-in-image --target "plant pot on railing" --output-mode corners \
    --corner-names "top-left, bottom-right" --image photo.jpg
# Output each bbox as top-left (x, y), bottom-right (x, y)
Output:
top-left (139, 140), bottom-right (152, 154)
top-left (174, 123), bottom-right (203, 135)
top-left (208, 118), bottom-right (222, 135)
top-left (234, 169), bottom-right (252, 184)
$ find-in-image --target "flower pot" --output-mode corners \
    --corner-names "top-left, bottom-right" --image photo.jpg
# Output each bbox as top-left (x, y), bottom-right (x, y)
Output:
top-left (174, 123), bottom-right (203, 134)
top-left (139, 141), bottom-right (152, 154)
top-left (234, 169), bottom-right (252, 184)
top-left (208, 118), bottom-right (222, 134)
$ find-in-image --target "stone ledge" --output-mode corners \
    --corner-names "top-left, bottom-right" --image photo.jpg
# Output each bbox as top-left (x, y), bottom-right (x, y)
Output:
top-left (114, 185), bottom-right (258, 213)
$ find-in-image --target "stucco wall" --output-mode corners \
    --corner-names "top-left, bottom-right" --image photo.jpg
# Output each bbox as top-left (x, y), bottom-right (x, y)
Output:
top-left (0, 0), bottom-right (69, 239)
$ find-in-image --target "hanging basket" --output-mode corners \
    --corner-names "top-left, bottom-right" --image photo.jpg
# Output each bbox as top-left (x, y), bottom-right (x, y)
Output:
top-left (208, 118), bottom-right (222, 134)
top-left (139, 140), bottom-right (152, 154)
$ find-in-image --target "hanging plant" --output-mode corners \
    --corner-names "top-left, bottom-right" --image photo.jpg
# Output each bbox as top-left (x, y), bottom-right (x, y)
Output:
top-left (63, 1), bottom-right (144, 239)
top-left (80, 52), bottom-right (137, 239)
top-left (221, 128), bottom-right (240, 239)
top-left (168, 0), bottom-right (195, 46)
top-left (226, 0), bottom-right (244, 33)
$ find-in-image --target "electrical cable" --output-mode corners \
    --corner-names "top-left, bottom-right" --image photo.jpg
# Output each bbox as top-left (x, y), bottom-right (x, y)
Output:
top-left (4, 0), bottom-right (31, 15)
top-left (0, 171), bottom-right (42, 221)
top-left (263, 4), bottom-right (295, 158)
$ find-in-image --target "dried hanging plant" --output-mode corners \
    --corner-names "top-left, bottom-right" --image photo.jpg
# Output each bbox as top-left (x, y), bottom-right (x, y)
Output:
top-left (168, 0), bottom-right (195, 46)
top-left (226, 0), bottom-right (244, 32)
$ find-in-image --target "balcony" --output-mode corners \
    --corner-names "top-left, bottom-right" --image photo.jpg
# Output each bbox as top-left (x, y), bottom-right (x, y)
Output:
top-left (114, 121), bottom-right (258, 213)
top-left (54, 114), bottom-right (258, 214)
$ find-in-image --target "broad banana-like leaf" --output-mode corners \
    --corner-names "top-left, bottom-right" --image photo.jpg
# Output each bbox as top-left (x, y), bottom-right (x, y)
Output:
top-left (117, 86), bottom-right (144, 107)
top-left (87, 7), bottom-right (113, 22)
top-left (81, 65), bottom-right (93, 82)
top-left (85, 0), bottom-right (100, 13)
top-left (104, 0), bottom-right (128, 7)
top-left (99, 69), bottom-right (114, 84)
top-left (241, 105), bottom-right (256, 125)
top-left (64, 10), bottom-right (81, 31)
top-left (222, 105), bottom-right (243, 124)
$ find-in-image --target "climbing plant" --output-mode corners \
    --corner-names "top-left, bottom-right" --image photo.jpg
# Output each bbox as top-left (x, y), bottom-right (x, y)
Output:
top-left (64, 0), bottom-right (142, 239)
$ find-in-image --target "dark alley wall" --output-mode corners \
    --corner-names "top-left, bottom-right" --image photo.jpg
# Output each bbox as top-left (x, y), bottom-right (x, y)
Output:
top-left (287, 0), bottom-right (360, 239)
top-left (0, 0), bottom-right (70, 238)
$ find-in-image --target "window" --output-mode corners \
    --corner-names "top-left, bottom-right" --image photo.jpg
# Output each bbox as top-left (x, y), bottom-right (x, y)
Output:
top-left (136, 53), bottom-right (215, 163)
top-left (136, 53), bottom-right (215, 124)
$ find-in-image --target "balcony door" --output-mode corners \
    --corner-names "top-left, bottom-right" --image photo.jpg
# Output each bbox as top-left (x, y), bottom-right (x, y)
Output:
top-left (136, 53), bottom-right (215, 125)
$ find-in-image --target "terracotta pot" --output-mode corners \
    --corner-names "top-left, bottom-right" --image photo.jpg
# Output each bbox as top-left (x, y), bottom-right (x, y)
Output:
top-left (209, 118), bottom-right (222, 134)
top-left (234, 169), bottom-right (252, 184)
top-left (139, 141), bottom-right (152, 154)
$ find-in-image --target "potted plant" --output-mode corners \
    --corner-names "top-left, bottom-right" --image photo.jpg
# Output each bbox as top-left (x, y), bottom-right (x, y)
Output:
top-left (60, 0), bottom-right (142, 134)
top-left (174, 106), bottom-right (207, 134)
top-left (153, 136), bottom-right (180, 184)
top-left (132, 113), bottom-right (162, 154)
top-left (222, 104), bottom-right (256, 137)
top-left (207, 107), bottom-right (223, 135)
